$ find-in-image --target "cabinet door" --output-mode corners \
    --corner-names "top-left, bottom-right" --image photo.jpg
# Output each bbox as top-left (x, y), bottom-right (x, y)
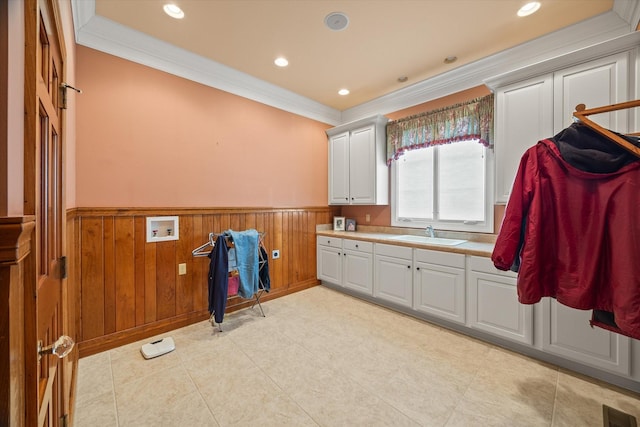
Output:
top-left (554, 52), bottom-right (629, 133)
top-left (328, 132), bottom-right (350, 204)
top-left (414, 262), bottom-right (465, 324)
top-left (542, 299), bottom-right (630, 375)
top-left (317, 245), bottom-right (342, 285)
top-left (348, 125), bottom-right (376, 204)
top-left (495, 75), bottom-right (553, 203)
top-left (343, 250), bottom-right (373, 295)
top-left (468, 270), bottom-right (533, 345)
top-left (374, 254), bottom-right (412, 307)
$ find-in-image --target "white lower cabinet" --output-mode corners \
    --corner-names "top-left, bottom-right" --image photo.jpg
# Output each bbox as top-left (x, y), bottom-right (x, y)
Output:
top-left (316, 236), bottom-right (343, 285)
top-left (467, 256), bottom-right (533, 345)
top-left (542, 299), bottom-right (631, 375)
top-left (374, 244), bottom-right (413, 307)
top-left (413, 249), bottom-right (466, 324)
top-left (342, 239), bottom-right (373, 295)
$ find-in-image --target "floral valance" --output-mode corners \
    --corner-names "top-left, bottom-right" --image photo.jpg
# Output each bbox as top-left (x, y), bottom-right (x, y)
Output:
top-left (386, 94), bottom-right (494, 164)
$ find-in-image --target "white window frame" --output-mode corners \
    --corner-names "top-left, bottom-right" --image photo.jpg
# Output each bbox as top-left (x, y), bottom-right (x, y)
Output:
top-left (391, 143), bottom-right (495, 233)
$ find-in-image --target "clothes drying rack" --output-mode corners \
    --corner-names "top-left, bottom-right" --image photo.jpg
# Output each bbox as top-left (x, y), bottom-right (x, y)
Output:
top-left (192, 230), bottom-right (268, 331)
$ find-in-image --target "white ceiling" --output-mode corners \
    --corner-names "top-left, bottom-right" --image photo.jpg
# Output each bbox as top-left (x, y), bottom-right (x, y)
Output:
top-left (73, 0), bottom-right (639, 124)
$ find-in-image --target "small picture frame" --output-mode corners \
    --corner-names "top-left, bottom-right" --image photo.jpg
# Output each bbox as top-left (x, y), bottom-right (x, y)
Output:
top-left (333, 216), bottom-right (345, 231)
top-left (345, 218), bottom-right (356, 231)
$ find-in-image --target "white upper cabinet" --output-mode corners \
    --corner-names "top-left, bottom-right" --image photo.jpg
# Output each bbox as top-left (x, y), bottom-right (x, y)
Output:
top-left (491, 50), bottom-right (633, 204)
top-left (553, 52), bottom-right (629, 133)
top-left (326, 115), bottom-right (389, 205)
top-left (494, 76), bottom-right (553, 203)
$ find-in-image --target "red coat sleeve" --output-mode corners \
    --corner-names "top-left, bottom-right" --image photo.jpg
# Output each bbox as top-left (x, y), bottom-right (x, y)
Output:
top-left (492, 145), bottom-right (537, 271)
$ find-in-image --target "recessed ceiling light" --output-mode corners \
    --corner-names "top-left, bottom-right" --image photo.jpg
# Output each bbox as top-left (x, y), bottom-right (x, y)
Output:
top-left (338, 89), bottom-right (350, 96)
top-left (163, 3), bottom-right (184, 19)
top-left (444, 56), bottom-right (458, 64)
top-left (325, 12), bottom-right (349, 31)
top-left (517, 2), bottom-right (541, 17)
top-left (274, 57), bottom-right (289, 67)
top-left (397, 76), bottom-right (408, 83)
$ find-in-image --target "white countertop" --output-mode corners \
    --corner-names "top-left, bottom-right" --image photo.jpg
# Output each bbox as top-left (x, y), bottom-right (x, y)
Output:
top-left (316, 228), bottom-right (495, 257)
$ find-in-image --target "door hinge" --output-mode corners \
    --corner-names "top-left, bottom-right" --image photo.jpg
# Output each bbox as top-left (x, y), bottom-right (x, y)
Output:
top-left (60, 256), bottom-right (67, 279)
top-left (61, 413), bottom-right (69, 427)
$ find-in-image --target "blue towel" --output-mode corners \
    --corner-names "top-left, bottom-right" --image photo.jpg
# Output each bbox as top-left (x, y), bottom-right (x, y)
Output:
top-left (227, 229), bottom-right (259, 299)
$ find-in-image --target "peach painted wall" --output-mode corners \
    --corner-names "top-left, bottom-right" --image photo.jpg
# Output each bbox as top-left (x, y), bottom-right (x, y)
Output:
top-left (75, 46), bottom-right (330, 208)
top-left (341, 86), bottom-right (492, 227)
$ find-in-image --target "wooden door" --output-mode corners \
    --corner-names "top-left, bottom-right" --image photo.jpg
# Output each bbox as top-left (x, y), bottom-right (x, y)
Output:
top-left (25, 0), bottom-right (72, 425)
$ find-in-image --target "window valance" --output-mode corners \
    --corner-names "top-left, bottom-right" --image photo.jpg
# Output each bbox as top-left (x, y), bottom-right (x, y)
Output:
top-left (386, 94), bottom-right (494, 164)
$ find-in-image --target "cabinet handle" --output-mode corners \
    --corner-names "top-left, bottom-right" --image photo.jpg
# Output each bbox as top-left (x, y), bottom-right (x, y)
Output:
top-left (345, 197), bottom-right (348, 201)
top-left (416, 267), bottom-right (420, 270)
top-left (355, 244), bottom-right (359, 248)
top-left (407, 265), bottom-right (411, 269)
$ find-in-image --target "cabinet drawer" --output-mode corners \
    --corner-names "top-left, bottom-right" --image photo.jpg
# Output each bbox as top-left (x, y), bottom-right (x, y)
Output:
top-left (469, 255), bottom-right (517, 277)
top-left (343, 239), bottom-right (373, 253)
top-left (317, 236), bottom-right (343, 249)
top-left (415, 249), bottom-right (464, 268)
top-left (375, 243), bottom-right (412, 259)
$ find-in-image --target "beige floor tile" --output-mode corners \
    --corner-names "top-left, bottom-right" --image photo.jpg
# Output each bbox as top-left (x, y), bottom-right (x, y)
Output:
top-left (288, 370), bottom-right (421, 426)
top-left (110, 338), bottom-right (182, 388)
top-left (75, 351), bottom-right (114, 407)
top-left (73, 286), bottom-right (640, 427)
top-left (454, 347), bottom-right (558, 425)
top-left (552, 371), bottom-right (640, 427)
top-left (73, 390), bottom-right (118, 427)
top-left (115, 365), bottom-right (199, 425)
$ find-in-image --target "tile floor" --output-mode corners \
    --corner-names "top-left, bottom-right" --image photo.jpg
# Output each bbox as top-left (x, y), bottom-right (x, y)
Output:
top-left (74, 286), bottom-right (640, 426)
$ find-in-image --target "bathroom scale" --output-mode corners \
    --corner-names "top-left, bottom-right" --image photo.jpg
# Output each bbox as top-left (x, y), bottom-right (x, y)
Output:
top-left (141, 337), bottom-right (175, 359)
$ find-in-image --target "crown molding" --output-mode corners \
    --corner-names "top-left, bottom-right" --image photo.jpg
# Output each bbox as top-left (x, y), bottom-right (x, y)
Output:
top-left (613, 0), bottom-right (640, 30)
top-left (484, 31), bottom-right (640, 91)
top-left (72, 0), bottom-right (636, 126)
top-left (341, 8), bottom-right (634, 123)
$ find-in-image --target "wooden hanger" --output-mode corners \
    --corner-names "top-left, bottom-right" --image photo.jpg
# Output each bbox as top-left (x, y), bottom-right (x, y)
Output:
top-left (573, 100), bottom-right (640, 158)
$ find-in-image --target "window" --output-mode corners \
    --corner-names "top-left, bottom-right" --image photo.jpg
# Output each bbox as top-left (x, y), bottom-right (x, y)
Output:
top-left (392, 139), bottom-right (493, 232)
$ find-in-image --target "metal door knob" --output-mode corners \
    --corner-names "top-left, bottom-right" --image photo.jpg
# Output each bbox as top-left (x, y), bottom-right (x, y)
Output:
top-left (38, 335), bottom-right (74, 360)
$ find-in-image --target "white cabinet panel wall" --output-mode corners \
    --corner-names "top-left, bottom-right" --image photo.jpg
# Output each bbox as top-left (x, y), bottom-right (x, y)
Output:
top-left (468, 256), bottom-right (533, 345)
top-left (316, 237), bottom-right (343, 285)
top-left (374, 243), bottom-right (413, 307)
top-left (493, 51), bottom-right (630, 203)
top-left (326, 115), bottom-right (389, 205)
top-left (328, 133), bottom-right (350, 204)
top-left (494, 76), bottom-right (553, 203)
top-left (413, 249), bottom-right (466, 324)
top-left (553, 52), bottom-right (629, 133)
top-left (542, 299), bottom-right (631, 376)
top-left (342, 239), bottom-right (374, 295)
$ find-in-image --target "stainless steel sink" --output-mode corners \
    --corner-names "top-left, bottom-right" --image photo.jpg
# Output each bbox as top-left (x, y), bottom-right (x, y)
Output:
top-left (387, 235), bottom-right (467, 246)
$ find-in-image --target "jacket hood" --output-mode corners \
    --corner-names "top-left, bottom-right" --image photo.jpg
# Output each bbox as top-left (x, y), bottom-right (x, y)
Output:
top-left (549, 122), bottom-right (640, 173)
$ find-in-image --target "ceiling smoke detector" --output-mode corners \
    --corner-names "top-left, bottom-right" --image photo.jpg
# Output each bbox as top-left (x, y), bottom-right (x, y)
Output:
top-left (324, 12), bottom-right (349, 31)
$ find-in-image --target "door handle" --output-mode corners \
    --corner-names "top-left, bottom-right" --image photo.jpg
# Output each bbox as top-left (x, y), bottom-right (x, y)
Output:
top-left (38, 335), bottom-right (74, 360)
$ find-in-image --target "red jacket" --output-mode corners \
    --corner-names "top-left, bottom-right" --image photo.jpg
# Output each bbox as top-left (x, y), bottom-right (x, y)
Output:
top-left (492, 134), bottom-right (640, 340)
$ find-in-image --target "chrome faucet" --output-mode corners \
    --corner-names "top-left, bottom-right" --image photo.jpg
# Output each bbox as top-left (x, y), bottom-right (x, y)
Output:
top-left (425, 225), bottom-right (435, 238)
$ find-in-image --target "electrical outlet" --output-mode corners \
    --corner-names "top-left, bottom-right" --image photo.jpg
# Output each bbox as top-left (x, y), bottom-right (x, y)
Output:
top-left (178, 263), bottom-right (187, 275)
top-left (365, 214), bottom-right (371, 222)
top-left (272, 249), bottom-right (280, 259)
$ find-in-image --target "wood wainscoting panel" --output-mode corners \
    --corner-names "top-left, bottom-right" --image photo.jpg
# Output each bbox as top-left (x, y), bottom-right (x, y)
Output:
top-left (72, 207), bottom-right (339, 356)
